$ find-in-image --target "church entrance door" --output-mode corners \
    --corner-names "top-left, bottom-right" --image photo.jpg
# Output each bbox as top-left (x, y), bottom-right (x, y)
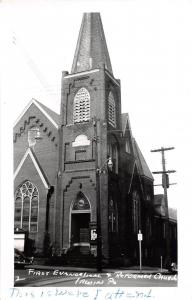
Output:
top-left (71, 212), bottom-right (90, 246)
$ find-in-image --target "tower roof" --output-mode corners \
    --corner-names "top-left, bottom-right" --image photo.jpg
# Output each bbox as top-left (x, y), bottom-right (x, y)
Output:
top-left (71, 12), bottom-right (113, 74)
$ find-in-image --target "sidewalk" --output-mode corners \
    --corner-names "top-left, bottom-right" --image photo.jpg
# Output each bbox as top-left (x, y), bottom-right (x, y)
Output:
top-left (25, 264), bottom-right (168, 274)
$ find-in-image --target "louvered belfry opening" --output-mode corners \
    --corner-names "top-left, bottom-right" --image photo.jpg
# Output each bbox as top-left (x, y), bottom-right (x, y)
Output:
top-left (108, 91), bottom-right (116, 127)
top-left (73, 87), bottom-right (90, 123)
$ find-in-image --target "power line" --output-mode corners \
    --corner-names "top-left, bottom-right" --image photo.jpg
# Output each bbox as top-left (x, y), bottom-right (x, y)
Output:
top-left (12, 32), bottom-right (57, 95)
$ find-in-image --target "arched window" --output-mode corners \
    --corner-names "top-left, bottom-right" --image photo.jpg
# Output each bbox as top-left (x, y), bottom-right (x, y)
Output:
top-left (109, 198), bottom-right (118, 233)
top-left (132, 191), bottom-right (140, 234)
top-left (14, 181), bottom-right (39, 232)
top-left (108, 91), bottom-right (116, 127)
top-left (72, 135), bottom-right (90, 147)
top-left (73, 87), bottom-right (90, 123)
top-left (112, 143), bottom-right (118, 173)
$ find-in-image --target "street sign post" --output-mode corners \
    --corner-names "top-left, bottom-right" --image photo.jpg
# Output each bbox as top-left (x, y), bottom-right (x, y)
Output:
top-left (89, 222), bottom-right (97, 257)
top-left (89, 222), bottom-right (97, 245)
top-left (138, 233), bottom-right (143, 241)
top-left (138, 230), bottom-right (143, 273)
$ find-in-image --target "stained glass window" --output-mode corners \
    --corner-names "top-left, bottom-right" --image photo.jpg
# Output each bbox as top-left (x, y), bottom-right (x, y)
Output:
top-left (14, 181), bottom-right (39, 232)
top-left (73, 88), bottom-right (90, 123)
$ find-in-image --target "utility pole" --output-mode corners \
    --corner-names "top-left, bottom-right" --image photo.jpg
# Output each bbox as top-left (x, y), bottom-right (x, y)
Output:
top-left (151, 147), bottom-right (176, 266)
top-left (151, 147), bottom-right (176, 218)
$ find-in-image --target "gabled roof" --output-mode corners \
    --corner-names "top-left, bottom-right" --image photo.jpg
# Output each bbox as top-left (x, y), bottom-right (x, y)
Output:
top-left (14, 148), bottom-right (50, 189)
top-left (14, 98), bottom-right (59, 129)
top-left (35, 100), bottom-right (59, 126)
top-left (132, 138), bottom-right (154, 181)
top-left (71, 13), bottom-right (113, 74)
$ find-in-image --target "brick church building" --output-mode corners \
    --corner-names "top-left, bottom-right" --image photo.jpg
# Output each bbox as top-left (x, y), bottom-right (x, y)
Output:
top-left (14, 13), bottom-right (176, 266)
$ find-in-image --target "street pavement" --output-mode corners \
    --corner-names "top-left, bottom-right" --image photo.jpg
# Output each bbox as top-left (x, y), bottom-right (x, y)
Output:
top-left (14, 265), bottom-right (177, 287)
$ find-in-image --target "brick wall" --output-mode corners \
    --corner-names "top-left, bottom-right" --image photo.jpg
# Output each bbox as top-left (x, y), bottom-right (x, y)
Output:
top-left (14, 103), bottom-right (59, 253)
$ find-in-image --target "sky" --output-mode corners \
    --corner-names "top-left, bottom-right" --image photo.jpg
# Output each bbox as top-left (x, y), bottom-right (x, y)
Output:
top-left (1, 0), bottom-right (191, 209)
top-left (0, 0), bottom-right (192, 294)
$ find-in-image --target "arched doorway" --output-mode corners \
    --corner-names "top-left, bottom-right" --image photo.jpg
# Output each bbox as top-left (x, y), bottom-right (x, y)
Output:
top-left (70, 192), bottom-right (91, 247)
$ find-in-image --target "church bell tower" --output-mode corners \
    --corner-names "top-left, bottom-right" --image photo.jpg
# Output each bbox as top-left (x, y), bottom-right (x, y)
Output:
top-left (55, 13), bottom-right (122, 260)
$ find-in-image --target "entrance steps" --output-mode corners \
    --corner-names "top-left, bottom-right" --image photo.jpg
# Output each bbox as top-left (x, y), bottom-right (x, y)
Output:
top-left (66, 246), bottom-right (96, 267)
top-left (45, 246), bottom-right (97, 267)
top-left (67, 254), bottom-right (97, 267)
